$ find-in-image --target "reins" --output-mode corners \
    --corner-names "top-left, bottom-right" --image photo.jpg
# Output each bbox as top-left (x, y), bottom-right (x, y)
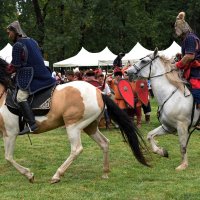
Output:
top-left (133, 55), bottom-right (176, 80)
top-left (157, 88), bottom-right (178, 133)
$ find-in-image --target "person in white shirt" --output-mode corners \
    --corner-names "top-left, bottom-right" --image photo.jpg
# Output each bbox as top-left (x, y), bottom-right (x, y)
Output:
top-left (97, 73), bottom-right (111, 129)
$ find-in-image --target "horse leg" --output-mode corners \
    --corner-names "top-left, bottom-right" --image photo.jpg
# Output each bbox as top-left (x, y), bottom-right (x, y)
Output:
top-left (51, 127), bottom-right (83, 184)
top-left (84, 122), bottom-right (110, 179)
top-left (3, 134), bottom-right (34, 182)
top-left (175, 123), bottom-right (189, 171)
top-left (147, 126), bottom-right (169, 157)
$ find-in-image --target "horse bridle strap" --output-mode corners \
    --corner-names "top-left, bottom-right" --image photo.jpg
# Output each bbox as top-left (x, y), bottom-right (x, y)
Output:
top-left (156, 88), bottom-right (179, 133)
top-left (158, 88), bottom-right (178, 114)
top-left (133, 55), bottom-right (158, 79)
top-left (134, 55), bottom-right (175, 79)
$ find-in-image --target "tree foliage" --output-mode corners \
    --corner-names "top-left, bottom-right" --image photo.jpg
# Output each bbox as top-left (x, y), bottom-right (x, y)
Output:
top-left (1, 0), bottom-right (200, 67)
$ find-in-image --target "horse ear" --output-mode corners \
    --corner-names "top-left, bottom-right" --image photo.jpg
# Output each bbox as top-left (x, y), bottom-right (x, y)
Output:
top-left (153, 47), bottom-right (158, 57)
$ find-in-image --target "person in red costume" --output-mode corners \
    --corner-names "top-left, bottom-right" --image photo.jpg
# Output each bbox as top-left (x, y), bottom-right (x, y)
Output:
top-left (107, 68), bottom-right (127, 111)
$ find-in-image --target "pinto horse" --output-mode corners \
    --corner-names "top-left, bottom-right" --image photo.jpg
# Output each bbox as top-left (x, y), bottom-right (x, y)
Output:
top-left (0, 58), bottom-right (149, 183)
top-left (127, 48), bottom-right (200, 171)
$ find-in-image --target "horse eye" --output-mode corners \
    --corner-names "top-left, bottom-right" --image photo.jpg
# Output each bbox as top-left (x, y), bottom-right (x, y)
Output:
top-left (141, 59), bottom-right (147, 64)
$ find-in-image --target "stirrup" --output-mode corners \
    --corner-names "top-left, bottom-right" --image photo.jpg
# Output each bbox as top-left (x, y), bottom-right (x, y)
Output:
top-left (18, 124), bottom-right (38, 135)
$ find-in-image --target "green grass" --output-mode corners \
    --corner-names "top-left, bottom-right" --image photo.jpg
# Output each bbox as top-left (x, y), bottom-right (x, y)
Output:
top-left (0, 98), bottom-right (200, 200)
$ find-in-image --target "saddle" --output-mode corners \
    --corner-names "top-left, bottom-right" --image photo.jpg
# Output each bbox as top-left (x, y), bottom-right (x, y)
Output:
top-left (6, 85), bottom-right (56, 116)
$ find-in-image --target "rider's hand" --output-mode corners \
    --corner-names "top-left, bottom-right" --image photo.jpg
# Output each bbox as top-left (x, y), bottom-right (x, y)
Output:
top-left (6, 64), bottom-right (16, 74)
top-left (170, 63), bottom-right (177, 70)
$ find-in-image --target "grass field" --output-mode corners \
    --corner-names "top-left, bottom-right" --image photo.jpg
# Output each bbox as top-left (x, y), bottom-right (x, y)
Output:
top-left (0, 98), bottom-right (200, 200)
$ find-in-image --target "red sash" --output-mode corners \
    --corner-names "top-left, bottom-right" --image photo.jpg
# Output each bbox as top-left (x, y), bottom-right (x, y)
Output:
top-left (183, 60), bottom-right (200, 80)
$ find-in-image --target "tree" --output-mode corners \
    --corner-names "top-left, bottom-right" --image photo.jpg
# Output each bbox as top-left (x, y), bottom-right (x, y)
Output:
top-left (1, 0), bottom-right (200, 67)
top-left (0, 1), bottom-right (18, 48)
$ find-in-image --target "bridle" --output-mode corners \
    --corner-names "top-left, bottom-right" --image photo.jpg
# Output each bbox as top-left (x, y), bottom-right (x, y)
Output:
top-left (133, 55), bottom-right (175, 80)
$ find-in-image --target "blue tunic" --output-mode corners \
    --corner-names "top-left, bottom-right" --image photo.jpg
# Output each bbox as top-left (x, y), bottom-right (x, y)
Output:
top-left (11, 38), bottom-right (56, 94)
top-left (181, 33), bottom-right (200, 103)
top-left (182, 33), bottom-right (200, 78)
top-left (182, 33), bottom-right (200, 62)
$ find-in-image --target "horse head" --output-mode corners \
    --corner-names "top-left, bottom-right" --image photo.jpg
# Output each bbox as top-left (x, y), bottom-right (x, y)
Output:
top-left (127, 48), bottom-right (159, 80)
top-left (0, 58), bottom-right (12, 89)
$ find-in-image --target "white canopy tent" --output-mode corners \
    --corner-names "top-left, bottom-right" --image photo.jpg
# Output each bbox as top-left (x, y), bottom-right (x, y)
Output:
top-left (0, 43), bottom-right (13, 63)
top-left (53, 41), bottom-right (181, 68)
top-left (44, 60), bottom-right (49, 67)
top-left (97, 47), bottom-right (117, 66)
top-left (53, 46), bottom-right (117, 67)
top-left (159, 41), bottom-right (181, 59)
top-left (122, 41), bottom-right (181, 64)
top-left (122, 42), bottom-right (153, 64)
top-left (53, 47), bottom-right (97, 67)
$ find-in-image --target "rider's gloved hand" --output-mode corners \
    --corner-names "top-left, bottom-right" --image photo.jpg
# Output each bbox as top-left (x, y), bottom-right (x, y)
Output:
top-left (6, 64), bottom-right (16, 74)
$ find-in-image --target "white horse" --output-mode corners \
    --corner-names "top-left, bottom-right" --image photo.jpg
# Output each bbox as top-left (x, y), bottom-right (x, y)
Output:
top-left (0, 58), bottom-right (149, 183)
top-left (127, 48), bottom-right (200, 170)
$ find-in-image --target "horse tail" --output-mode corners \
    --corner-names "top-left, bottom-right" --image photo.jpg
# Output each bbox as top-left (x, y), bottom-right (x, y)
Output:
top-left (102, 94), bottom-right (150, 167)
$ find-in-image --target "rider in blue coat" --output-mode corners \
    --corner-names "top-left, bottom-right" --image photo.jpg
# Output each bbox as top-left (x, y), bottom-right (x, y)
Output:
top-left (7, 21), bottom-right (56, 135)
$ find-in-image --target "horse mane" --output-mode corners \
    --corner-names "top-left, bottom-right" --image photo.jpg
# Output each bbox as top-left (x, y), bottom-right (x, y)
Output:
top-left (159, 55), bottom-right (186, 93)
top-left (0, 57), bottom-right (12, 89)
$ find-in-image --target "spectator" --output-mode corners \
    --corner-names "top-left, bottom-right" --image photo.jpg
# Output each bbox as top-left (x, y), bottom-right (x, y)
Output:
top-left (66, 71), bottom-right (75, 82)
top-left (84, 69), bottom-right (101, 87)
top-left (142, 101), bottom-right (151, 124)
top-left (56, 72), bottom-right (62, 84)
top-left (107, 68), bottom-right (126, 111)
top-left (97, 73), bottom-right (112, 129)
top-left (52, 70), bottom-right (56, 79)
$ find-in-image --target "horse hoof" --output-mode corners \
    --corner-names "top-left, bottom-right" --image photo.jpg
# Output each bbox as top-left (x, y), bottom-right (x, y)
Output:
top-left (176, 166), bottom-right (185, 171)
top-left (102, 174), bottom-right (109, 179)
top-left (162, 149), bottom-right (168, 157)
top-left (50, 178), bottom-right (60, 184)
top-left (175, 164), bottom-right (188, 171)
top-left (29, 174), bottom-right (34, 183)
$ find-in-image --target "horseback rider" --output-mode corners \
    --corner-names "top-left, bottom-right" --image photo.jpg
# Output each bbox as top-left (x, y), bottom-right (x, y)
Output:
top-left (175, 12), bottom-right (200, 108)
top-left (6, 21), bottom-right (56, 135)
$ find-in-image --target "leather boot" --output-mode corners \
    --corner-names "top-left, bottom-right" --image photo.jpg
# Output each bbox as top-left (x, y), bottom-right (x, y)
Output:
top-left (106, 121), bottom-right (110, 129)
top-left (136, 106), bottom-right (142, 128)
top-left (18, 101), bottom-right (38, 135)
top-left (136, 116), bottom-right (142, 128)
